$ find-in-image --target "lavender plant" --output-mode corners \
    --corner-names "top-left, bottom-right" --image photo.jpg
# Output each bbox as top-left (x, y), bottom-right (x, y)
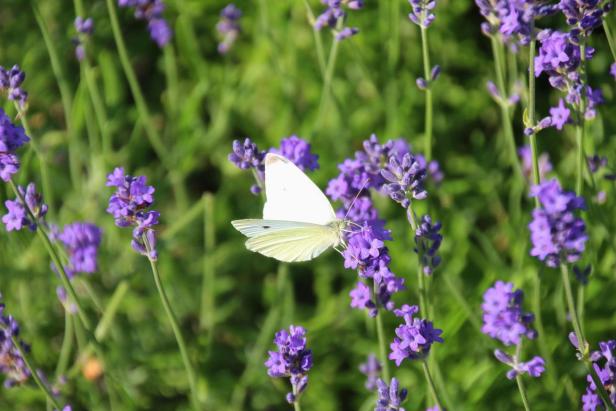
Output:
top-left (217, 4), bottom-right (242, 54)
top-left (106, 167), bottom-right (199, 409)
top-left (265, 325), bottom-right (313, 409)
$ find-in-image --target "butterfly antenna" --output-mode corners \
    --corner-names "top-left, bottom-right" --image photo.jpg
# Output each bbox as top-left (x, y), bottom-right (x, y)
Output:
top-left (343, 179), bottom-right (370, 223)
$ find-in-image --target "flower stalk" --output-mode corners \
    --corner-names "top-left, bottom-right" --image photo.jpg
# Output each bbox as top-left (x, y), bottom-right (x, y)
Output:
top-left (143, 234), bottom-right (200, 411)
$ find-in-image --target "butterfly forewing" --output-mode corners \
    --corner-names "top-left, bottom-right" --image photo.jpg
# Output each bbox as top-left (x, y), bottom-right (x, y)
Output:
top-left (262, 153), bottom-right (337, 226)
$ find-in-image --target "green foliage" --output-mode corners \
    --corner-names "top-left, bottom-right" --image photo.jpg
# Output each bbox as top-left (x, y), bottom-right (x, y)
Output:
top-left (1, 0), bottom-right (616, 410)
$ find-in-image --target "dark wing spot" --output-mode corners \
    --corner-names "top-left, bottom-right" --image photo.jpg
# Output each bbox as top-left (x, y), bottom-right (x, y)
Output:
top-left (262, 225), bottom-right (271, 229)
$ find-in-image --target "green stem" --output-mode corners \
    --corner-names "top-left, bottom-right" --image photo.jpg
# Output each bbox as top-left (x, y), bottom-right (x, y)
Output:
top-left (561, 264), bottom-right (615, 410)
top-left (10, 335), bottom-right (62, 409)
top-left (301, 0), bottom-right (326, 77)
top-left (104, 0), bottom-right (187, 205)
top-left (514, 343), bottom-right (531, 411)
top-left (528, 36), bottom-right (541, 206)
top-left (54, 310), bottom-right (74, 378)
top-left (603, 18), bottom-right (616, 61)
top-left (374, 289), bottom-right (391, 382)
top-left (406, 207), bottom-right (428, 314)
top-left (315, 33), bottom-right (340, 132)
top-left (14, 107), bottom-right (53, 215)
top-left (8, 179), bottom-right (92, 332)
top-left (421, 359), bottom-right (443, 410)
top-left (420, 25), bottom-right (433, 162)
top-left (200, 194), bottom-right (216, 332)
top-left (34, 5), bottom-right (81, 190)
top-left (576, 43), bottom-right (587, 196)
top-left (490, 36), bottom-right (523, 180)
top-left (575, 122), bottom-right (585, 196)
top-left (143, 234), bottom-right (200, 411)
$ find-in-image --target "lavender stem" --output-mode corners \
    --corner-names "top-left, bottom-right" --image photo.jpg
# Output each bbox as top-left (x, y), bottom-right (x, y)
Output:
top-left (527, 35), bottom-right (541, 199)
top-left (420, 25), bottom-right (434, 161)
top-left (8, 334), bottom-right (62, 409)
top-left (560, 264), bottom-right (615, 410)
top-left (374, 282), bottom-right (391, 382)
top-left (421, 359), bottom-right (443, 410)
top-left (514, 343), bottom-right (531, 411)
top-left (490, 36), bottom-right (524, 180)
top-left (603, 18), bottom-right (616, 60)
top-left (143, 234), bottom-right (200, 411)
top-left (301, 0), bottom-right (327, 77)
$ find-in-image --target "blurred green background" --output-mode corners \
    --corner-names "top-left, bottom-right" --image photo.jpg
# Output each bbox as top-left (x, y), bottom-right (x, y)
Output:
top-left (1, 0), bottom-right (616, 410)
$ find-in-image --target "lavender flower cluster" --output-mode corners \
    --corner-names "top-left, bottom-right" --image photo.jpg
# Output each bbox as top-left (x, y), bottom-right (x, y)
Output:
top-left (228, 135), bottom-right (319, 195)
top-left (217, 4), bottom-right (242, 54)
top-left (106, 167), bottom-right (160, 260)
top-left (408, 0), bottom-right (438, 28)
top-left (265, 325), bottom-right (313, 405)
top-left (118, 0), bottom-right (171, 47)
top-left (475, 0), bottom-right (558, 48)
top-left (0, 294), bottom-right (30, 388)
top-left (2, 183), bottom-right (47, 232)
top-left (389, 305), bottom-right (444, 365)
top-left (0, 108), bottom-right (29, 182)
top-left (529, 179), bottom-right (587, 267)
top-left (315, 0), bottom-right (364, 41)
top-left (325, 135), bottom-right (442, 316)
top-left (57, 223), bottom-right (103, 278)
top-left (573, 337), bottom-right (616, 410)
top-left (0, 65), bottom-right (28, 108)
top-left (74, 17), bottom-right (94, 62)
top-left (375, 377), bottom-right (408, 411)
top-left (482, 281), bottom-right (545, 379)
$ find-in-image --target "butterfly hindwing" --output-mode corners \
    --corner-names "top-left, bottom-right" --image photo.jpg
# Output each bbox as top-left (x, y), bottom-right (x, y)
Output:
top-left (231, 219), bottom-right (339, 262)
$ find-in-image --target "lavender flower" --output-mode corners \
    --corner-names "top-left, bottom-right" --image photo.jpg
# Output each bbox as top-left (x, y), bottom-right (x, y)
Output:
top-left (0, 65), bottom-right (28, 108)
top-left (475, 0), bottom-right (558, 48)
top-left (217, 4), bottom-right (241, 54)
top-left (535, 29), bottom-right (601, 124)
top-left (529, 179), bottom-right (587, 267)
top-left (265, 325), bottom-right (312, 405)
top-left (117, 0), bottom-right (171, 47)
top-left (611, 62), bottom-right (616, 79)
top-left (0, 294), bottom-right (31, 387)
top-left (408, 0), bottom-right (437, 28)
top-left (494, 349), bottom-right (545, 379)
top-left (587, 154), bottom-right (608, 174)
top-left (58, 223), bottom-right (103, 277)
top-left (549, 99), bottom-right (571, 130)
top-left (106, 167), bottom-right (159, 260)
top-left (315, 0), bottom-right (363, 41)
top-left (559, 0), bottom-right (605, 37)
top-left (0, 108), bottom-right (29, 182)
top-left (389, 304), bottom-right (443, 365)
top-left (327, 135), bottom-right (410, 315)
top-left (2, 183), bottom-right (47, 232)
top-left (573, 337), bottom-right (616, 409)
top-left (481, 281), bottom-right (537, 346)
top-left (381, 153), bottom-right (428, 208)
top-left (518, 144), bottom-right (553, 182)
top-left (343, 223), bottom-right (404, 316)
top-left (271, 135), bottom-right (319, 172)
top-left (228, 136), bottom-right (320, 194)
top-left (414, 214), bottom-right (442, 275)
top-left (375, 377), bottom-right (408, 411)
top-left (359, 354), bottom-right (382, 391)
top-left (74, 17), bottom-right (94, 61)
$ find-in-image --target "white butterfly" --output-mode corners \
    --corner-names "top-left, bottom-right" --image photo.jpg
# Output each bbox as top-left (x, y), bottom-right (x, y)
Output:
top-left (231, 153), bottom-right (346, 262)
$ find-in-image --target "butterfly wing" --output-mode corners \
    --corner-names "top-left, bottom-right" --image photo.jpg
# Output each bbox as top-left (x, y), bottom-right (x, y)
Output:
top-left (231, 219), bottom-right (340, 262)
top-left (262, 153), bottom-right (337, 225)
